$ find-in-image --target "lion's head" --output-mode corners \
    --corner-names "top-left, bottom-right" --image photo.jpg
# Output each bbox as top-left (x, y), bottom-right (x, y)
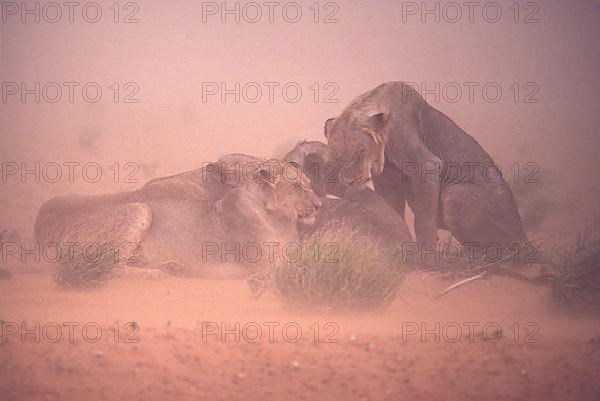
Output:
top-left (324, 110), bottom-right (390, 189)
top-left (283, 140), bottom-right (348, 198)
top-left (212, 155), bottom-right (322, 243)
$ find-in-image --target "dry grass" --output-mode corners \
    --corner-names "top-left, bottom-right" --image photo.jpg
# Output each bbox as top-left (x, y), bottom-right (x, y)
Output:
top-left (270, 224), bottom-right (405, 311)
top-left (549, 219), bottom-right (600, 312)
top-left (52, 242), bottom-right (120, 288)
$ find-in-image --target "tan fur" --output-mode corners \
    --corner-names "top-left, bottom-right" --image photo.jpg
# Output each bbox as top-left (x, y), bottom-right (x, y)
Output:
top-left (35, 155), bottom-right (321, 279)
top-left (325, 81), bottom-right (527, 254)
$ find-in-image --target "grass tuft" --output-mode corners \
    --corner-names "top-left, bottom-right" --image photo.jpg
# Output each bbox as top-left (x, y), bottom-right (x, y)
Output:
top-left (549, 219), bottom-right (600, 312)
top-left (270, 224), bottom-right (405, 311)
top-left (52, 242), bottom-right (119, 288)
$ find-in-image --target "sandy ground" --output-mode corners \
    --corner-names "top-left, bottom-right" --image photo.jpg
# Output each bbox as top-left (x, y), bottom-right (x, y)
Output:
top-left (1, 267), bottom-right (600, 401)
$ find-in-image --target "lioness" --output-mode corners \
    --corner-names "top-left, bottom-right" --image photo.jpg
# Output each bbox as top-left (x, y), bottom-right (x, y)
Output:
top-left (284, 140), bottom-right (415, 263)
top-left (324, 81), bottom-right (527, 257)
top-left (283, 140), bottom-right (348, 198)
top-left (35, 156), bottom-right (321, 282)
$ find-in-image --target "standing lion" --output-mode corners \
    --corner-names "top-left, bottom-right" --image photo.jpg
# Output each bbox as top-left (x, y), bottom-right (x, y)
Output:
top-left (324, 82), bottom-right (527, 262)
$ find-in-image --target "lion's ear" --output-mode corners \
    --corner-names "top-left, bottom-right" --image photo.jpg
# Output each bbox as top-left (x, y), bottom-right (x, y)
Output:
top-left (368, 111), bottom-right (390, 132)
top-left (323, 118), bottom-right (335, 139)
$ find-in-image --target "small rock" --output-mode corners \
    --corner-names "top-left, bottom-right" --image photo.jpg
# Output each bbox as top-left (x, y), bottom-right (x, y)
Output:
top-left (236, 372), bottom-right (246, 380)
top-left (92, 350), bottom-right (104, 357)
top-left (349, 334), bottom-right (357, 342)
top-left (521, 369), bottom-right (527, 376)
top-left (291, 360), bottom-right (300, 369)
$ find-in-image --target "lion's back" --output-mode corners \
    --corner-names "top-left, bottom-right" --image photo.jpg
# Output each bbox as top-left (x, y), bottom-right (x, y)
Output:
top-left (35, 195), bottom-right (152, 248)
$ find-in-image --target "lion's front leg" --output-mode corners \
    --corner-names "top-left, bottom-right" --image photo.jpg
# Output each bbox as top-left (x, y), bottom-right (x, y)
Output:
top-left (396, 155), bottom-right (442, 255)
top-left (385, 108), bottom-right (443, 258)
top-left (410, 177), bottom-right (440, 248)
top-left (372, 162), bottom-right (409, 219)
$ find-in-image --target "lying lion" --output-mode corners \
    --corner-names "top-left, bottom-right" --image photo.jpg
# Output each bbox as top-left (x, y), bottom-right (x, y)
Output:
top-left (35, 156), bottom-right (321, 284)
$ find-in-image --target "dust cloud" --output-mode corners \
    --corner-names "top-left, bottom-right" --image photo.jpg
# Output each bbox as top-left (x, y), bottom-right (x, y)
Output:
top-left (2, 0), bottom-right (599, 236)
top-left (1, 1), bottom-right (600, 400)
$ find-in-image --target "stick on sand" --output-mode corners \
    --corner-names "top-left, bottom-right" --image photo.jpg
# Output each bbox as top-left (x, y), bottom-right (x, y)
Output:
top-left (435, 272), bottom-right (486, 299)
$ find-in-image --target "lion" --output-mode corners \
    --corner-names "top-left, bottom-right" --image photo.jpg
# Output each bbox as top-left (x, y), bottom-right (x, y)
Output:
top-left (35, 156), bottom-right (321, 284)
top-left (283, 140), bottom-right (415, 264)
top-left (324, 81), bottom-right (527, 260)
top-left (283, 140), bottom-right (348, 198)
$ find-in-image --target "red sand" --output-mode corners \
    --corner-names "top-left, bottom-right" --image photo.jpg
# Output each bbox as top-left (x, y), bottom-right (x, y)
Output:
top-left (1, 269), bottom-right (599, 401)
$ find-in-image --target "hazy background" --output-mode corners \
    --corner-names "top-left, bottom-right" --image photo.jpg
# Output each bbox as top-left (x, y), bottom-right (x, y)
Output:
top-left (1, 0), bottom-right (599, 238)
